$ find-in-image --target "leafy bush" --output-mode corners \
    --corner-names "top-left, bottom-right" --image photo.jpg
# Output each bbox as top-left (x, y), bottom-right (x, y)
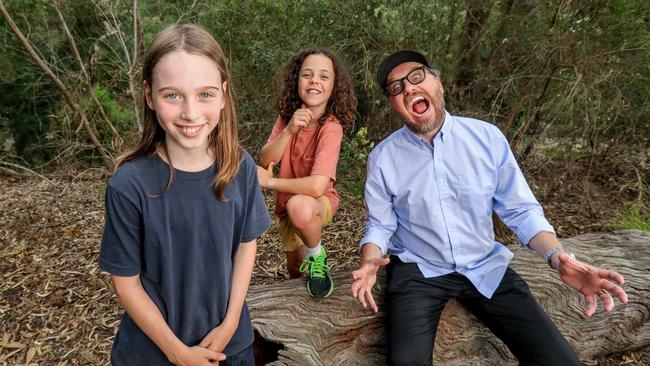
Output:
top-left (0, 0), bottom-right (648, 169)
top-left (338, 127), bottom-right (374, 197)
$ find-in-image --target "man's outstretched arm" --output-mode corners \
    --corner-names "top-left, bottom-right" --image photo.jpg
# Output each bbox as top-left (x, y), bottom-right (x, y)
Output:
top-left (528, 231), bottom-right (628, 317)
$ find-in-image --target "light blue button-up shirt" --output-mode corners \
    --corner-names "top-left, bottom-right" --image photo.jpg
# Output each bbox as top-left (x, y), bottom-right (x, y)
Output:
top-left (361, 111), bottom-right (554, 298)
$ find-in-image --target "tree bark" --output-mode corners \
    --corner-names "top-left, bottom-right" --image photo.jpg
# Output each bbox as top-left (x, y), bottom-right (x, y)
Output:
top-left (248, 230), bottom-right (650, 365)
top-left (454, 1), bottom-right (492, 90)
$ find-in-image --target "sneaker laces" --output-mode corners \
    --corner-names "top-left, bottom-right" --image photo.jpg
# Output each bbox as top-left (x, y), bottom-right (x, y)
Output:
top-left (299, 254), bottom-right (330, 279)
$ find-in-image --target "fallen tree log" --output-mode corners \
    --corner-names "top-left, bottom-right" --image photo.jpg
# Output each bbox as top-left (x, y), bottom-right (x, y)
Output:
top-left (247, 230), bottom-right (650, 365)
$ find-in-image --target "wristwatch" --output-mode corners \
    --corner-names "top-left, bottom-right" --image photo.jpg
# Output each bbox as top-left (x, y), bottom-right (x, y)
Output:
top-left (543, 247), bottom-right (575, 269)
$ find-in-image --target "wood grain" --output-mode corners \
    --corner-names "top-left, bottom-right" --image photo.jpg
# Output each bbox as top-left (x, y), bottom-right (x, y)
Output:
top-left (248, 230), bottom-right (650, 365)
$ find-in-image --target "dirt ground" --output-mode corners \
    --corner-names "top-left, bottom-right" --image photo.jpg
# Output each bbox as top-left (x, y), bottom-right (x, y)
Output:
top-left (1, 152), bottom-right (648, 364)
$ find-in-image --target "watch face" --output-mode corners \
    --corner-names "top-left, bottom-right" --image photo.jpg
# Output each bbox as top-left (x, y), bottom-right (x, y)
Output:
top-left (544, 247), bottom-right (562, 264)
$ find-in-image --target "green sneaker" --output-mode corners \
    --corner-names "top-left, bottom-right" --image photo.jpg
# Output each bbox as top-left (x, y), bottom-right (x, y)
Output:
top-left (299, 247), bottom-right (334, 298)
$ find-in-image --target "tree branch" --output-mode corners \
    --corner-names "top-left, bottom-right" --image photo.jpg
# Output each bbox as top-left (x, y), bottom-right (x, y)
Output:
top-left (53, 0), bottom-right (123, 147)
top-left (0, 0), bottom-right (113, 170)
top-left (0, 160), bottom-right (53, 183)
top-left (130, 0), bottom-right (142, 132)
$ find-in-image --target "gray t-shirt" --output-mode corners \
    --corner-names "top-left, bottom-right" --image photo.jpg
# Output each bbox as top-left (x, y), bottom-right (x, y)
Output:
top-left (99, 152), bottom-right (271, 365)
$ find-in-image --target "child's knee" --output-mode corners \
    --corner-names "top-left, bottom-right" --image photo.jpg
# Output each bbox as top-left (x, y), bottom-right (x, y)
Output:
top-left (286, 196), bottom-right (319, 228)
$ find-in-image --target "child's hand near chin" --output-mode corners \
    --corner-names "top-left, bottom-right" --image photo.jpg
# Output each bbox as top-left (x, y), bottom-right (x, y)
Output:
top-left (287, 104), bottom-right (313, 134)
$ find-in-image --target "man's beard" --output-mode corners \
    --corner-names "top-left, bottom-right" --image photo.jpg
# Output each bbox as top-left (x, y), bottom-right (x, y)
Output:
top-left (404, 89), bottom-right (445, 135)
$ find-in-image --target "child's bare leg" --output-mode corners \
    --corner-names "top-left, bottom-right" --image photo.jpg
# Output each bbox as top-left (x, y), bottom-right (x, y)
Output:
top-left (285, 195), bottom-right (326, 248)
top-left (286, 194), bottom-right (333, 298)
top-left (285, 247), bottom-right (306, 279)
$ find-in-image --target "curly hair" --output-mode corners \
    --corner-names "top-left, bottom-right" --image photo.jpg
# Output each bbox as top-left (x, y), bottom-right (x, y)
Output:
top-left (276, 47), bottom-right (356, 133)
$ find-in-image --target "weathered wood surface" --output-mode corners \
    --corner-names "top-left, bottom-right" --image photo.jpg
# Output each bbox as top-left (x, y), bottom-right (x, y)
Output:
top-left (247, 230), bottom-right (650, 365)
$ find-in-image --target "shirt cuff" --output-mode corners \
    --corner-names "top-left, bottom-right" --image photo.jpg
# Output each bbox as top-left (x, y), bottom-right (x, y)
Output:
top-left (359, 230), bottom-right (390, 256)
top-left (99, 258), bottom-right (140, 277)
top-left (516, 215), bottom-right (556, 247)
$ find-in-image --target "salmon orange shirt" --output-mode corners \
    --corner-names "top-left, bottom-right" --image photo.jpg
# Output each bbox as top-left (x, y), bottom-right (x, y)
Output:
top-left (267, 115), bottom-right (343, 218)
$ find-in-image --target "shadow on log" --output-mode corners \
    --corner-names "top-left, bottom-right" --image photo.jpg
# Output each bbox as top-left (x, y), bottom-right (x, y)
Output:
top-left (247, 230), bottom-right (650, 365)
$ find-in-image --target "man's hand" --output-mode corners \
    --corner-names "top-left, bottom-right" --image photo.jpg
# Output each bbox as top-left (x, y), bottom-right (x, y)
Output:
top-left (257, 162), bottom-right (275, 189)
top-left (170, 345), bottom-right (225, 366)
top-left (556, 252), bottom-right (628, 317)
top-left (351, 257), bottom-right (390, 313)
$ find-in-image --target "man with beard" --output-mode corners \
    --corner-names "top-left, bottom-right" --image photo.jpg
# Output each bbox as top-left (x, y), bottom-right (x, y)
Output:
top-left (350, 50), bottom-right (628, 365)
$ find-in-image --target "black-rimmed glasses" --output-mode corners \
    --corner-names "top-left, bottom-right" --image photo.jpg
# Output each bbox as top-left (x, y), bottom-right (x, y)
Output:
top-left (384, 66), bottom-right (438, 96)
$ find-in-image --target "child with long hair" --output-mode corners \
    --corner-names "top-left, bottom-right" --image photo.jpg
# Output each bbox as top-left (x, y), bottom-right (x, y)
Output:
top-left (99, 24), bottom-right (270, 365)
top-left (257, 47), bottom-right (356, 298)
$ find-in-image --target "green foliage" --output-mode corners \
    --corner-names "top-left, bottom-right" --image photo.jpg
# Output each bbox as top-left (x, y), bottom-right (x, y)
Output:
top-left (0, 74), bottom-right (58, 164)
top-left (341, 127), bottom-right (373, 162)
top-left (92, 85), bottom-right (133, 131)
top-left (614, 204), bottom-right (650, 232)
top-left (0, 0), bottom-right (648, 172)
top-left (338, 127), bottom-right (373, 197)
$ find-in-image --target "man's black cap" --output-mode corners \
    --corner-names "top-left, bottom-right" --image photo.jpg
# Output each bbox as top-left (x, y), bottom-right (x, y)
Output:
top-left (377, 50), bottom-right (430, 90)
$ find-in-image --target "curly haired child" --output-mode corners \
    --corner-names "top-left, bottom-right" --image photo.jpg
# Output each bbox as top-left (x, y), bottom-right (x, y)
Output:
top-left (257, 47), bottom-right (356, 298)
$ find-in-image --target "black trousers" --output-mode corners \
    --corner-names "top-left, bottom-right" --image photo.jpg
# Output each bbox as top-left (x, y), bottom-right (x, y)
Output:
top-left (386, 257), bottom-right (580, 366)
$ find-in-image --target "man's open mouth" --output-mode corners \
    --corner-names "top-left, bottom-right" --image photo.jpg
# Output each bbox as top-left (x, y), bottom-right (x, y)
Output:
top-left (407, 95), bottom-right (430, 115)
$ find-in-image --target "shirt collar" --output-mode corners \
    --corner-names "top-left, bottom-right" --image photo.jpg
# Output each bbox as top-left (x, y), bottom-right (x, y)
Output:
top-left (400, 110), bottom-right (453, 146)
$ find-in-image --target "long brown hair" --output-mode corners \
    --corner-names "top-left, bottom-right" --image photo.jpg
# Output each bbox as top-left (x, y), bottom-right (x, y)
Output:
top-left (116, 23), bottom-right (241, 200)
top-left (276, 47), bottom-right (356, 133)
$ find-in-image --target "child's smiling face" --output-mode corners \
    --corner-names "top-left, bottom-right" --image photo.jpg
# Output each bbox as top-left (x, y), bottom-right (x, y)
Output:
top-left (144, 50), bottom-right (226, 156)
top-left (298, 53), bottom-right (335, 114)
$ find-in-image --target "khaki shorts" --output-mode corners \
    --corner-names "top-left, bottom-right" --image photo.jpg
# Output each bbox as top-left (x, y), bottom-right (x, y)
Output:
top-left (278, 196), bottom-right (333, 252)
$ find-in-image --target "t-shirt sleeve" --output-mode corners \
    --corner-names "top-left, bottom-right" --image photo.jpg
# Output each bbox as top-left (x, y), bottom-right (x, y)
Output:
top-left (240, 154), bottom-right (272, 243)
top-left (266, 116), bottom-right (286, 143)
top-left (311, 122), bottom-right (343, 181)
top-left (99, 184), bottom-right (142, 276)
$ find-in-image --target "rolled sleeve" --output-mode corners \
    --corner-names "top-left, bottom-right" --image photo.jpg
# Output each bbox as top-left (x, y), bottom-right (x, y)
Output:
top-left (513, 211), bottom-right (555, 246)
top-left (492, 131), bottom-right (555, 246)
top-left (359, 154), bottom-right (396, 255)
top-left (360, 229), bottom-right (391, 255)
